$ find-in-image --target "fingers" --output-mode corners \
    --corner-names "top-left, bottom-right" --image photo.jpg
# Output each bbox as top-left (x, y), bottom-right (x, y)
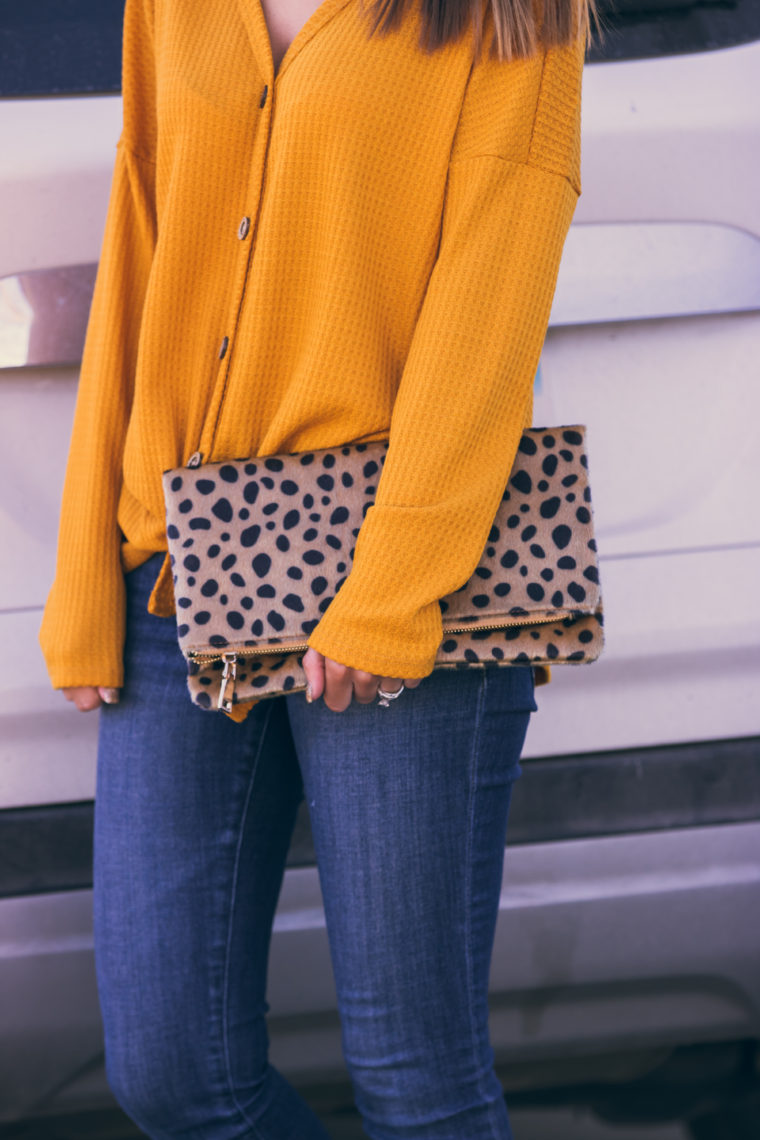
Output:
top-left (303, 649), bottom-right (423, 712)
top-left (98, 687), bottom-right (121, 705)
top-left (302, 647), bottom-right (326, 702)
top-left (62, 686), bottom-right (103, 712)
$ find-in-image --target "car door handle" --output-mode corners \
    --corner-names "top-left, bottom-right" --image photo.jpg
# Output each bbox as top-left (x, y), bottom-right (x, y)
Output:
top-left (2, 227), bottom-right (760, 373)
top-left (549, 221), bottom-right (760, 327)
top-left (0, 263), bottom-right (97, 370)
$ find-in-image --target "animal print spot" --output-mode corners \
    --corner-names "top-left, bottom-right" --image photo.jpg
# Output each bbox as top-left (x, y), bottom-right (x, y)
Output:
top-left (221, 553), bottom-right (237, 570)
top-left (177, 597), bottom-right (191, 609)
top-left (511, 470), bottom-right (532, 494)
top-left (170, 476), bottom-right (183, 492)
top-left (563, 429), bottom-right (583, 445)
top-left (211, 498), bottom-right (233, 523)
top-left (527, 583), bottom-right (545, 602)
top-left (283, 509), bottom-right (300, 529)
top-left (230, 572), bottom-right (245, 588)
top-left (507, 515), bottom-right (520, 529)
top-left (241, 597), bottom-right (253, 610)
top-left (316, 474), bottom-right (334, 491)
top-left (183, 554), bottom-right (200, 572)
top-left (576, 506), bottom-right (591, 524)
top-left (540, 568), bottom-right (554, 581)
top-left (257, 585), bottom-right (276, 598)
top-left (268, 610), bottom-right (285, 631)
top-left (584, 566), bottom-right (599, 583)
top-left (282, 480), bottom-right (299, 495)
top-left (542, 434), bottom-right (556, 448)
top-left (264, 458), bottom-right (284, 472)
top-left (472, 595), bottom-right (490, 607)
top-left (283, 594), bottom-right (304, 612)
top-left (167, 524), bottom-right (180, 539)
top-left (326, 535), bottom-right (342, 550)
top-left (195, 611), bottom-right (211, 625)
top-left (330, 507), bottom-right (349, 525)
top-left (303, 550), bottom-right (324, 565)
top-left (227, 611), bottom-right (244, 630)
top-left (539, 497), bottom-right (561, 519)
top-left (529, 543), bottom-right (546, 559)
top-left (537, 480), bottom-right (549, 492)
top-left (196, 479), bottom-right (215, 495)
top-left (363, 460), bottom-right (379, 477)
top-left (252, 553), bottom-right (271, 577)
top-left (518, 435), bottom-right (537, 455)
top-left (240, 525), bottom-right (261, 547)
top-left (177, 623), bottom-right (189, 638)
top-left (189, 518), bottom-right (211, 530)
top-left (488, 525), bottom-right (500, 542)
top-left (243, 482), bottom-right (259, 505)
top-left (341, 473), bottom-right (354, 487)
top-left (263, 503), bottom-right (278, 516)
top-left (287, 567), bottom-right (303, 579)
top-left (500, 550), bottom-right (518, 568)
top-left (276, 536), bottom-right (290, 552)
top-left (551, 525), bottom-right (571, 550)
top-left (552, 590), bottom-right (564, 607)
top-left (251, 620), bottom-right (263, 636)
top-left (546, 643), bottom-right (559, 659)
top-left (179, 499), bottom-right (193, 514)
top-left (579, 629), bottom-right (594, 643)
top-left (521, 525), bottom-right (537, 541)
top-left (494, 582), bottom-right (511, 596)
top-left (557, 556), bottom-right (576, 569)
top-left (208, 545), bottom-right (221, 558)
top-left (568, 582), bottom-right (586, 602)
top-left (201, 580), bottom-right (218, 597)
top-left (542, 454), bottom-right (558, 476)
top-left (219, 465), bottom-right (238, 483)
top-left (196, 691), bottom-right (211, 709)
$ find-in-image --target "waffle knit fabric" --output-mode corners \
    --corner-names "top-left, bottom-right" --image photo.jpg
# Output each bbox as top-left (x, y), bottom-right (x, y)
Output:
top-left (39, 0), bottom-right (585, 696)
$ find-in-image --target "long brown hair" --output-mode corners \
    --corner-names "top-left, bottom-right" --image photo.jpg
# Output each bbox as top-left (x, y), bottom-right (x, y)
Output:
top-left (359, 0), bottom-right (598, 61)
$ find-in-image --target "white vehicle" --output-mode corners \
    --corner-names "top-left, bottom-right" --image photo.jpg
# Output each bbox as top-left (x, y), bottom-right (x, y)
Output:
top-left (1, 0), bottom-right (759, 1131)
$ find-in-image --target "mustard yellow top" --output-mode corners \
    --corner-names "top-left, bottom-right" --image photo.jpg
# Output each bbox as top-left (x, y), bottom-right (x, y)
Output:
top-left (40, 0), bottom-right (584, 689)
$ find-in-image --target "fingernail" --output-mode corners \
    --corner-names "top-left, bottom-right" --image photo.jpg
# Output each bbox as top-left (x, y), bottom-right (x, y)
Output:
top-left (305, 683), bottom-right (313, 704)
top-left (101, 688), bottom-right (120, 705)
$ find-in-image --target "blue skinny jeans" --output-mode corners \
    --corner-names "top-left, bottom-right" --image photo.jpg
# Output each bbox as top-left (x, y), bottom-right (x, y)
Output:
top-left (94, 554), bottom-right (537, 1140)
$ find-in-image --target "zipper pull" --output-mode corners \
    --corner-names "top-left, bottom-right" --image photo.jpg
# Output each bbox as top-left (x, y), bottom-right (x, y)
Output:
top-left (218, 652), bottom-right (238, 711)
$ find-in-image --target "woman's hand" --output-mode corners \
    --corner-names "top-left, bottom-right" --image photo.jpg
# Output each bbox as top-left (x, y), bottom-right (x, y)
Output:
top-left (62, 686), bottom-right (120, 711)
top-left (302, 648), bottom-right (421, 713)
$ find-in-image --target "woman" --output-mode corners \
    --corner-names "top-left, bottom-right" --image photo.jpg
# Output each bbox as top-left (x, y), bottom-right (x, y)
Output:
top-left (40, 0), bottom-right (593, 1135)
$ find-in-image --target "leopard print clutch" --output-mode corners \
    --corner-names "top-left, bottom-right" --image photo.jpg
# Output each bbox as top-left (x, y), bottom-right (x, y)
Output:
top-left (162, 427), bottom-right (603, 712)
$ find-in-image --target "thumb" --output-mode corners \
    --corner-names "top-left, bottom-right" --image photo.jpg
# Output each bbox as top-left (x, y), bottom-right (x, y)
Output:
top-left (98, 687), bottom-right (120, 705)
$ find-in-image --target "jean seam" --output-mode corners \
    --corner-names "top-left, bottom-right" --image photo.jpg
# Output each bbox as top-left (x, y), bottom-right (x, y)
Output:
top-left (220, 699), bottom-right (277, 1139)
top-left (464, 668), bottom-right (496, 1120)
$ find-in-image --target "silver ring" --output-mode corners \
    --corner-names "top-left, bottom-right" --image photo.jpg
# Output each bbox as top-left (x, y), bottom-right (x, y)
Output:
top-left (377, 682), bottom-right (405, 707)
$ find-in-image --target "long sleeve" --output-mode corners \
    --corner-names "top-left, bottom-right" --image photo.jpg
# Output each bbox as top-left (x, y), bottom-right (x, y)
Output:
top-left (39, 0), bottom-right (157, 688)
top-left (307, 35), bottom-right (585, 678)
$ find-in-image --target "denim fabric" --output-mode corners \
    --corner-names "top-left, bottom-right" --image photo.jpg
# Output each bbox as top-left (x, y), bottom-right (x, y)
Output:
top-left (94, 554), bottom-right (537, 1140)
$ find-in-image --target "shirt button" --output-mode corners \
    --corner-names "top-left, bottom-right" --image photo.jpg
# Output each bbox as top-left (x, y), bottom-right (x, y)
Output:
top-left (218, 336), bottom-right (229, 359)
top-left (238, 216), bottom-right (251, 240)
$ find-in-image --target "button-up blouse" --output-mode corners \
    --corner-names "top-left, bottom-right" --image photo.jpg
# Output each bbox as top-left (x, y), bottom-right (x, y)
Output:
top-left (40, 0), bottom-right (585, 690)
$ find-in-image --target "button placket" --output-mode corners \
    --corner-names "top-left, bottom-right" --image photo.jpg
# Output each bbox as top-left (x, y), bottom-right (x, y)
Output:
top-left (199, 81), bottom-right (275, 462)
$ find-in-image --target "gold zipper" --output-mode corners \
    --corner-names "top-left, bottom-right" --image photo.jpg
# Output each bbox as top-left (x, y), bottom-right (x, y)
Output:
top-left (200, 612), bottom-right (575, 711)
top-left (191, 613), bottom-right (568, 665)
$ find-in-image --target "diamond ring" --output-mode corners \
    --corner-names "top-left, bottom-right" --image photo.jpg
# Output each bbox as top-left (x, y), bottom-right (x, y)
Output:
top-left (377, 682), bottom-right (405, 707)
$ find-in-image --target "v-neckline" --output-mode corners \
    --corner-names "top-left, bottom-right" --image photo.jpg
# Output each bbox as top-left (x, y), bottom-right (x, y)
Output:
top-left (245, 0), bottom-right (353, 84)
